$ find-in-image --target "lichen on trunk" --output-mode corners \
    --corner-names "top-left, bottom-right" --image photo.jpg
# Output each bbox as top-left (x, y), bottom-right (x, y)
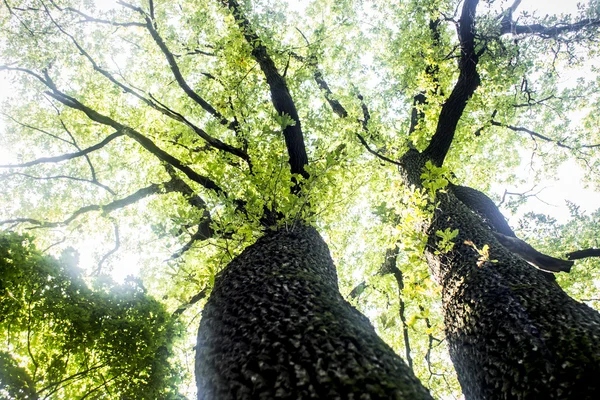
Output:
top-left (195, 225), bottom-right (432, 399)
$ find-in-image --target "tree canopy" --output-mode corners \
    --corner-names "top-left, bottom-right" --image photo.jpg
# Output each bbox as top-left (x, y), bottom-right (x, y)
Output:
top-left (1, 0), bottom-right (600, 398)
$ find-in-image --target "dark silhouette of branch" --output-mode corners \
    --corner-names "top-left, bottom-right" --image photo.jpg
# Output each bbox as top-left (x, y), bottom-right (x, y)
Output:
top-left (497, 186), bottom-right (550, 208)
top-left (420, 304), bottom-right (444, 378)
top-left (0, 181), bottom-right (178, 228)
top-left (95, 222), bottom-right (120, 274)
top-left (42, 3), bottom-right (250, 165)
top-left (490, 119), bottom-right (600, 150)
top-left (163, 165), bottom-right (218, 259)
top-left (41, 87), bottom-right (224, 194)
top-left (37, 363), bottom-right (106, 395)
top-left (313, 68), bottom-right (348, 118)
top-left (409, 19), bottom-right (442, 136)
top-left (348, 246), bottom-right (413, 369)
top-left (221, 0), bottom-right (309, 179)
top-left (2, 172), bottom-right (115, 195)
top-left (64, 6), bottom-right (144, 27)
top-left (566, 248), bottom-right (600, 260)
top-left (493, 232), bottom-right (573, 273)
top-left (172, 286), bottom-right (209, 317)
top-left (501, 10), bottom-right (600, 38)
top-left (424, 0), bottom-right (481, 166)
top-left (0, 131), bottom-right (125, 169)
top-left (451, 183), bottom-right (574, 273)
top-left (299, 53), bottom-right (402, 167)
top-left (451, 184), bottom-right (516, 237)
top-left (138, 11), bottom-right (233, 128)
top-left (387, 249), bottom-right (414, 371)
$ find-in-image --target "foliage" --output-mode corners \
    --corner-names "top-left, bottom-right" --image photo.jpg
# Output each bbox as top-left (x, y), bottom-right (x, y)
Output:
top-left (0, 0), bottom-right (599, 398)
top-left (0, 233), bottom-right (183, 399)
top-left (518, 204), bottom-right (600, 303)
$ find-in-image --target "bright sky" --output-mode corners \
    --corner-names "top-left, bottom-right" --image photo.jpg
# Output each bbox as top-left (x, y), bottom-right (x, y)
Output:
top-left (0, 0), bottom-right (599, 280)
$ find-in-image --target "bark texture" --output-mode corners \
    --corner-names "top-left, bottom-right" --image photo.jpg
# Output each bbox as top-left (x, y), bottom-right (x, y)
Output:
top-left (400, 151), bottom-right (600, 399)
top-left (195, 225), bottom-right (432, 399)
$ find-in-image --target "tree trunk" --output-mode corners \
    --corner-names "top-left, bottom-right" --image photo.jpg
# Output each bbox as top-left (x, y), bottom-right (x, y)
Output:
top-left (400, 151), bottom-right (600, 399)
top-left (195, 225), bottom-right (432, 399)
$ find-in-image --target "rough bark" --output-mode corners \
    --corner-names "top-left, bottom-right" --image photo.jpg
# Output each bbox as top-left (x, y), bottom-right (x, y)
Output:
top-left (195, 225), bottom-right (432, 400)
top-left (399, 150), bottom-right (600, 400)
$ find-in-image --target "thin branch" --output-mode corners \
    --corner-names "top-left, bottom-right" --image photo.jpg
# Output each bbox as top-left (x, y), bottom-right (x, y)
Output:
top-left (0, 131), bottom-right (125, 169)
top-left (490, 119), bottom-right (600, 150)
top-left (2, 112), bottom-right (72, 145)
top-left (496, 185), bottom-right (549, 208)
top-left (64, 6), bottom-right (144, 27)
top-left (387, 249), bottom-right (414, 371)
top-left (42, 3), bottom-right (250, 164)
top-left (354, 132), bottom-right (403, 166)
top-left (37, 363), bottom-right (106, 395)
top-left (2, 172), bottom-right (115, 195)
top-left (34, 78), bottom-right (225, 193)
top-left (420, 304), bottom-right (443, 379)
top-left (172, 286), bottom-right (209, 317)
top-left (503, 17), bottom-right (600, 38)
top-left (95, 221), bottom-right (120, 275)
top-left (137, 10), bottom-right (232, 127)
top-left (163, 165), bottom-right (218, 258)
top-left (313, 69), bottom-right (348, 118)
top-left (304, 57), bottom-right (402, 166)
top-left (0, 181), bottom-right (177, 228)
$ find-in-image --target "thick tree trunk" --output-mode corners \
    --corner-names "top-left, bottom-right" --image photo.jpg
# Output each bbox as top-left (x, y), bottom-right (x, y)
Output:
top-left (400, 151), bottom-right (600, 399)
top-left (195, 225), bottom-right (432, 399)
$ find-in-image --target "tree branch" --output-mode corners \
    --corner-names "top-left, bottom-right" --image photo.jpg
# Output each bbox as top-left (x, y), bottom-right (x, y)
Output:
top-left (95, 221), bottom-right (120, 274)
top-left (163, 165), bottom-right (217, 258)
top-left (386, 248), bottom-right (414, 371)
top-left (302, 56), bottom-right (402, 166)
top-left (566, 248), bottom-right (600, 260)
top-left (502, 14), bottom-right (600, 38)
top-left (424, 0), bottom-right (481, 166)
top-left (43, 4), bottom-right (250, 165)
top-left (64, 6), bottom-right (144, 27)
top-left (0, 131), bottom-right (125, 169)
top-left (221, 0), bottom-right (309, 179)
top-left (1, 172), bottom-right (115, 195)
top-left (450, 183), bottom-right (574, 273)
top-left (450, 184), bottom-right (516, 237)
top-left (493, 231), bottom-right (574, 273)
top-left (0, 181), bottom-right (177, 228)
top-left (172, 286), bottom-right (209, 317)
top-left (490, 119), bottom-right (600, 150)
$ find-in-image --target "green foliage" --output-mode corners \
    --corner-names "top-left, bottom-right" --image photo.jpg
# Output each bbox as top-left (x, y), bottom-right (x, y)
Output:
top-left (518, 205), bottom-right (600, 307)
top-left (420, 160), bottom-right (450, 200)
top-left (435, 228), bottom-right (459, 254)
top-left (0, 0), bottom-right (600, 398)
top-left (0, 233), bottom-right (183, 399)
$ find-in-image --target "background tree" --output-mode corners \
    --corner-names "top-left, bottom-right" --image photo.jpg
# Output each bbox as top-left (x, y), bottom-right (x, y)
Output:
top-left (2, 0), bottom-right (600, 399)
top-left (0, 232), bottom-right (183, 399)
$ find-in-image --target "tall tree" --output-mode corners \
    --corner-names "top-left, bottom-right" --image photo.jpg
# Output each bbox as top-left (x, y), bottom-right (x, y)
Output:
top-left (2, 0), bottom-right (600, 399)
top-left (389, 0), bottom-right (600, 398)
top-left (0, 0), bottom-right (430, 398)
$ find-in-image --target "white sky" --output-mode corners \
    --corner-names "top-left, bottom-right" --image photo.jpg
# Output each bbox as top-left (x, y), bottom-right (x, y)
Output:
top-left (1, 0), bottom-right (599, 280)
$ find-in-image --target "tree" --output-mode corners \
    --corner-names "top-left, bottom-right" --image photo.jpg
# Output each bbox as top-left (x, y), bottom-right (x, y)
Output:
top-left (2, 0), bottom-right (600, 399)
top-left (389, 0), bottom-right (600, 398)
top-left (0, 232), bottom-right (183, 399)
